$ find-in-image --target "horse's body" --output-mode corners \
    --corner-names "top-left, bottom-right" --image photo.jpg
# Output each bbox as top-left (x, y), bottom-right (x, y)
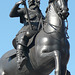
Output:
top-left (0, 0), bottom-right (70, 75)
top-left (34, 1), bottom-right (70, 74)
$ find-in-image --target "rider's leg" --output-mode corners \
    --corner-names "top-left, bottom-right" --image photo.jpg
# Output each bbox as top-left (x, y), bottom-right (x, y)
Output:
top-left (15, 27), bottom-right (37, 70)
top-left (16, 35), bottom-right (29, 70)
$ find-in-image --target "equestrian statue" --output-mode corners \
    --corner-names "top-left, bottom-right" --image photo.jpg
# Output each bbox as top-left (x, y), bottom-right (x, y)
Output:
top-left (0, 0), bottom-right (71, 75)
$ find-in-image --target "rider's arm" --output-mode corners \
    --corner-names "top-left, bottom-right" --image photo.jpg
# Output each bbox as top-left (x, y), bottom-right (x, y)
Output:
top-left (9, 1), bottom-right (24, 17)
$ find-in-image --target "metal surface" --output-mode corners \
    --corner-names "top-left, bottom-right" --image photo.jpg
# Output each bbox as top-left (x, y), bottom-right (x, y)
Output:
top-left (0, 0), bottom-right (71, 75)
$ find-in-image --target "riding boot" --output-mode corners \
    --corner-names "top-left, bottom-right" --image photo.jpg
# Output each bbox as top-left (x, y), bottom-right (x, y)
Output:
top-left (16, 44), bottom-right (28, 70)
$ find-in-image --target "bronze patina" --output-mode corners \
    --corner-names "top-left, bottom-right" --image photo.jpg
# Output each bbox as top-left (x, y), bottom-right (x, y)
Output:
top-left (0, 0), bottom-right (70, 75)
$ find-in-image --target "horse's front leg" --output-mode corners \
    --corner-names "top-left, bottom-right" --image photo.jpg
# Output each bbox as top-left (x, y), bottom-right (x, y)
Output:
top-left (40, 50), bottom-right (61, 75)
top-left (35, 48), bottom-right (61, 75)
top-left (53, 50), bottom-right (61, 75)
top-left (61, 65), bottom-right (71, 75)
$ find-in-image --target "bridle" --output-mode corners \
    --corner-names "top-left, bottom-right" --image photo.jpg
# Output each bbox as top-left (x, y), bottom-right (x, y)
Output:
top-left (53, 0), bottom-right (69, 19)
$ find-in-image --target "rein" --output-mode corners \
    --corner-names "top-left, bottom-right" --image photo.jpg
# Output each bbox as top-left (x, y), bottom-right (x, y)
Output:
top-left (43, 22), bottom-right (62, 34)
top-left (40, 17), bottom-right (69, 38)
top-left (39, 5), bottom-right (69, 40)
top-left (65, 19), bottom-right (69, 39)
top-left (37, 0), bottom-right (69, 39)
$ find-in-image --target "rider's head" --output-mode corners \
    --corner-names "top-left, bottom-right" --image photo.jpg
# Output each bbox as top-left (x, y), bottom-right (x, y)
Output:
top-left (28, 0), bottom-right (40, 9)
top-left (28, 0), bottom-right (35, 8)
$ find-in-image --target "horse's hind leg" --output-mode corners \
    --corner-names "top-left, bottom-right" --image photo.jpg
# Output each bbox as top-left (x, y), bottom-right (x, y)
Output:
top-left (53, 50), bottom-right (61, 75)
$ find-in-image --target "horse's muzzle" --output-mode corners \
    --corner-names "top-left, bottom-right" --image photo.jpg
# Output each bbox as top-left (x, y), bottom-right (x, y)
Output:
top-left (61, 8), bottom-right (69, 19)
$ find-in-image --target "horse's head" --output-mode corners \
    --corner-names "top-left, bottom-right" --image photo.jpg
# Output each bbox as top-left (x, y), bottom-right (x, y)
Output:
top-left (54, 0), bottom-right (69, 20)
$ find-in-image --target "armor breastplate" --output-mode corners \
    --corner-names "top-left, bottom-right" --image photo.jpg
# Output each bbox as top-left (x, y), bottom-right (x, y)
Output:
top-left (20, 8), bottom-right (40, 24)
top-left (24, 9), bottom-right (39, 22)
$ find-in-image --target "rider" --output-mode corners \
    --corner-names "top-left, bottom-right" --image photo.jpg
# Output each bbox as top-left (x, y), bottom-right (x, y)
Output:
top-left (9, 0), bottom-right (44, 69)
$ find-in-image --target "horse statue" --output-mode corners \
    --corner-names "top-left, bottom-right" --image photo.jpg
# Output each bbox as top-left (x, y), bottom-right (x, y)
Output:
top-left (0, 0), bottom-right (70, 75)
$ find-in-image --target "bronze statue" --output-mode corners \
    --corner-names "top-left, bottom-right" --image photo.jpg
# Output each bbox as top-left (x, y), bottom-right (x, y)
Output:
top-left (0, 0), bottom-right (71, 75)
top-left (9, 0), bottom-right (44, 70)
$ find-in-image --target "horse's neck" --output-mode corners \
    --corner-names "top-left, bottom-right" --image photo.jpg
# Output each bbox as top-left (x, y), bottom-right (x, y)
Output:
top-left (45, 3), bottom-right (63, 27)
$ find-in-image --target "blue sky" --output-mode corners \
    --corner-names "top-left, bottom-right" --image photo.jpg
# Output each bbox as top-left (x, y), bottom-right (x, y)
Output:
top-left (0, 0), bottom-right (75, 75)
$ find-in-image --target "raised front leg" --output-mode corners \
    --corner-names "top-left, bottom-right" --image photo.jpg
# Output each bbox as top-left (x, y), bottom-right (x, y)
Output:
top-left (35, 45), bottom-right (61, 75)
top-left (54, 50), bottom-right (61, 75)
top-left (61, 65), bottom-right (71, 75)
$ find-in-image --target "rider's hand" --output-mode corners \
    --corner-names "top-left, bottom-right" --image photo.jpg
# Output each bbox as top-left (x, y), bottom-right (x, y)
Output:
top-left (15, 0), bottom-right (25, 5)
